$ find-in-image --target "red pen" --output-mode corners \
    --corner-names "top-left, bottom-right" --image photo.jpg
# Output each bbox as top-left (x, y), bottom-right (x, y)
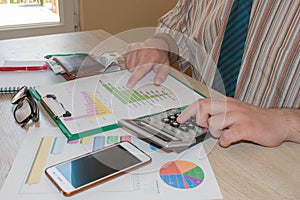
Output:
top-left (0, 64), bottom-right (48, 71)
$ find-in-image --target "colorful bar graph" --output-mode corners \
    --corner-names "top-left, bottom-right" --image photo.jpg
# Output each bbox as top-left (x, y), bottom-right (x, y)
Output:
top-left (93, 136), bottom-right (106, 151)
top-left (101, 82), bottom-right (168, 105)
top-left (80, 136), bottom-right (93, 144)
top-left (120, 135), bottom-right (132, 143)
top-left (107, 136), bottom-right (120, 144)
top-left (64, 91), bottom-right (111, 122)
top-left (50, 136), bottom-right (66, 155)
top-left (26, 136), bottom-right (53, 184)
top-left (92, 135), bottom-right (133, 151)
top-left (67, 139), bottom-right (80, 144)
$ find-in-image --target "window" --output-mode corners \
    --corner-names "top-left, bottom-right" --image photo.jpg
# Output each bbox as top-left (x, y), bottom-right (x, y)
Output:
top-left (0, 0), bottom-right (78, 40)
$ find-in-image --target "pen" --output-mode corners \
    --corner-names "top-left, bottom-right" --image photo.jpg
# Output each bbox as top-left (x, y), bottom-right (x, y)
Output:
top-left (44, 53), bottom-right (89, 59)
top-left (0, 65), bottom-right (48, 71)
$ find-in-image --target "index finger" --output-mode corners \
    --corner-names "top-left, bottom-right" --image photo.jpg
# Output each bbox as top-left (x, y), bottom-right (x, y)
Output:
top-left (126, 64), bottom-right (153, 88)
top-left (177, 97), bottom-right (228, 126)
top-left (177, 99), bottom-right (202, 123)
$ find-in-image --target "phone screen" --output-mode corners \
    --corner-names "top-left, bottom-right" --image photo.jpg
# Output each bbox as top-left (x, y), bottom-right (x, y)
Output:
top-left (54, 144), bottom-right (142, 189)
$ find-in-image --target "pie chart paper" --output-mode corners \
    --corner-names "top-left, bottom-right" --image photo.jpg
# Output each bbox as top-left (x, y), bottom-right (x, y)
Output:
top-left (159, 160), bottom-right (204, 189)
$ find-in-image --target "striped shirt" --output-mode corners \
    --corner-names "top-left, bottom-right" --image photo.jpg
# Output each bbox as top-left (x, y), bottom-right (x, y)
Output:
top-left (157, 0), bottom-right (299, 109)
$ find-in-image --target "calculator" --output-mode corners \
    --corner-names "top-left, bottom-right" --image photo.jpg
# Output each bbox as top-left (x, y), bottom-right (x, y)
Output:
top-left (118, 108), bottom-right (209, 152)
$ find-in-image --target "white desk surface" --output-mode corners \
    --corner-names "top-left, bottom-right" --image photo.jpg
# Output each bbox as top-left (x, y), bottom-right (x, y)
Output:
top-left (0, 30), bottom-right (299, 199)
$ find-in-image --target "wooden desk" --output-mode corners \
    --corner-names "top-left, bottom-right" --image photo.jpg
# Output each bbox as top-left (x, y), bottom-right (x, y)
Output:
top-left (0, 30), bottom-right (299, 199)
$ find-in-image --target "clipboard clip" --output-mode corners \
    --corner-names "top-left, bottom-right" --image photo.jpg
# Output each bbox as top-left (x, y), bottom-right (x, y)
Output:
top-left (41, 94), bottom-right (71, 119)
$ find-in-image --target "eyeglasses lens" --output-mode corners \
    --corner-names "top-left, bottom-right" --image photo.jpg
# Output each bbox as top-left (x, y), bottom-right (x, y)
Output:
top-left (12, 86), bottom-right (39, 126)
top-left (11, 86), bottom-right (27, 104)
top-left (14, 98), bottom-right (33, 123)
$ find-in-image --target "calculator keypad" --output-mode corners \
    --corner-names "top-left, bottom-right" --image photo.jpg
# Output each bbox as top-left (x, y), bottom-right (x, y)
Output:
top-left (142, 108), bottom-right (206, 142)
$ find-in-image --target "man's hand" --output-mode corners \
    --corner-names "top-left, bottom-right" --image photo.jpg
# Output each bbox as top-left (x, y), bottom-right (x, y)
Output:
top-left (125, 38), bottom-right (170, 88)
top-left (177, 97), bottom-right (300, 147)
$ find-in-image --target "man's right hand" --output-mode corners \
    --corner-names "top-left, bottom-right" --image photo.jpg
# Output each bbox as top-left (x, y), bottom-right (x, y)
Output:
top-left (125, 38), bottom-right (171, 88)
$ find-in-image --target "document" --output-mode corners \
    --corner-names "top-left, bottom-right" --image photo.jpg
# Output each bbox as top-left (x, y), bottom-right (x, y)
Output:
top-left (33, 70), bottom-right (203, 140)
top-left (0, 127), bottom-right (223, 200)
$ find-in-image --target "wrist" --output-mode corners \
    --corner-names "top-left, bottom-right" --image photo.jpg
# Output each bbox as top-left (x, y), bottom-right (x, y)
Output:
top-left (284, 109), bottom-right (300, 143)
top-left (151, 33), bottom-right (179, 65)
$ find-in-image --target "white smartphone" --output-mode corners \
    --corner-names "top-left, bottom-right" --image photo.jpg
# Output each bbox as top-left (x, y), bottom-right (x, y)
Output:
top-left (45, 141), bottom-right (151, 196)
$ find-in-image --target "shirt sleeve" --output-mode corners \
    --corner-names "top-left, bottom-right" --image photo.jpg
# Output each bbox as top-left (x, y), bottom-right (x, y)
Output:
top-left (155, 0), bottom-right (195, 73)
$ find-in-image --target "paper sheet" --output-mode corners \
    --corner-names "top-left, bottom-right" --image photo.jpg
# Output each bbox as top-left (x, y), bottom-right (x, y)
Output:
top-left (36, 70), bottom-right (203, 135)
top-left (0, 127), bottom-right (223, 200)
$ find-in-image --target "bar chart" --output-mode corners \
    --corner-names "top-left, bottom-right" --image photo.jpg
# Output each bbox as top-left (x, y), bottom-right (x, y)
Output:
top-left (64, 91), bottom-right (112, 122)
top-left (100, 81), bottom-right (177, 107)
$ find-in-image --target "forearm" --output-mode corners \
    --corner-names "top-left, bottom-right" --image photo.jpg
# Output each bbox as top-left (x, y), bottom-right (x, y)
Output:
top-left (284, 109), bottom-right (300, 143)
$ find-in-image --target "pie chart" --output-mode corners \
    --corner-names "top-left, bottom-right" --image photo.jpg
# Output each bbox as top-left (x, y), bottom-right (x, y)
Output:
top-left (159, 160), bottom-right (204, 189)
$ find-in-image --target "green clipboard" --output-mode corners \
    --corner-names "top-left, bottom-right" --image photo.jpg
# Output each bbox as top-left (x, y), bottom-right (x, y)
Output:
top-left (29, 70), bottom-right (206, 141)
top-left (30, 88), bottom-right (120, 141)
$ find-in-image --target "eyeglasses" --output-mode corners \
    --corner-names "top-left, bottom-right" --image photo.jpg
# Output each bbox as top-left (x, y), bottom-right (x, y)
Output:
top-left (11, 86), bottom-right (39, 127)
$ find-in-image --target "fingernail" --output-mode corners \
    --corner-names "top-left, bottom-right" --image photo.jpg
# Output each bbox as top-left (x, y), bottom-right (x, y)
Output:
top-left (126, 82), bottom-right (133, 89)
top-left (154, 78), bottom-right (162, 86)
top-left (129, 68), bottom-right (134, 72)
top-left (176, 116), bottom-right (182, 123)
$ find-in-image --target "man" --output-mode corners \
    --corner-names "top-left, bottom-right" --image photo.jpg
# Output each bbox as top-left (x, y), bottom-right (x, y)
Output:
top-left (124, 0), bottom-right (300, 147)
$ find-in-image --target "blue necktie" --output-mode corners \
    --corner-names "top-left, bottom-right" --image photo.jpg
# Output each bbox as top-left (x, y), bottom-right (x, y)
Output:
top-left (213, 0), bottom-right (253, 97)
